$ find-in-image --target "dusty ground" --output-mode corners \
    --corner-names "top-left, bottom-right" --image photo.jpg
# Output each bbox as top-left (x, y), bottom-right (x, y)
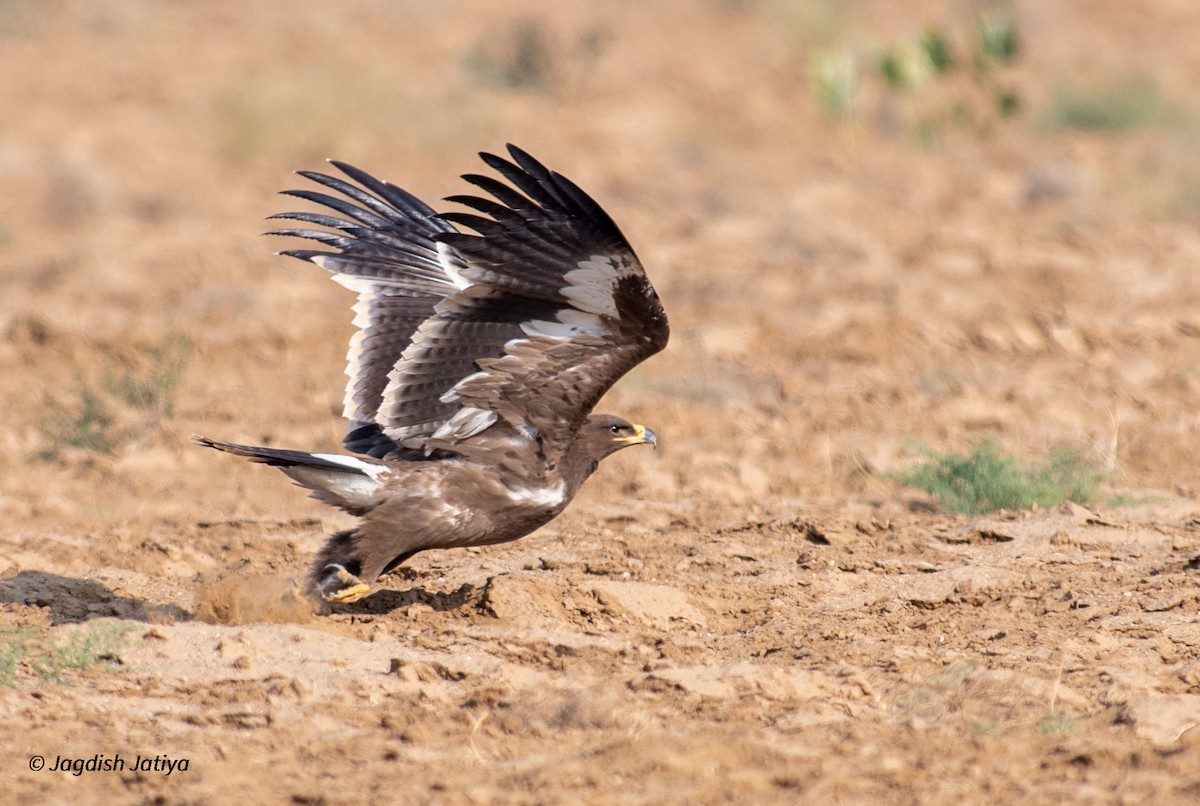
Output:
top-left (3, 0), bottom-right (1200, 802)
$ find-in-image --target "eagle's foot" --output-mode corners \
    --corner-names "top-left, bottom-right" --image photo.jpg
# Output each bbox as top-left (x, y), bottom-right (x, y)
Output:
top-left (317, 563), bottom-right (370, 603)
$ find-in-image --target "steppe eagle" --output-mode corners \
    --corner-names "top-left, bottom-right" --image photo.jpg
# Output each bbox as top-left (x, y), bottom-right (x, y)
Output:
top-left (195, 145), bottom-right (669, 604)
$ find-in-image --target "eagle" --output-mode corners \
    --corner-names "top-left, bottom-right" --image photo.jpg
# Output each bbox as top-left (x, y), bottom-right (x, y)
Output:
top-left (195, 145), bottom-right (669, 605)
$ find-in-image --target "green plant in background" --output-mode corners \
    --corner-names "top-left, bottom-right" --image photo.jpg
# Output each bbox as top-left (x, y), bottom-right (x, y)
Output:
top-left (890, 658), bottom-right (1081, 736)
top-left (818, 8), bottom-right (1023, 129)
top-left (1034, 713), bottom-right (1080, 734)
top-left (46, 387), bottom-right (117, 454)
top-left (921, 28), bottom-right (954, 74)
top-left (894, 440), bottom-right (1105, 515)
top-left (813, 50), bottom-right (858, 118)
top-left (0, 626), bottom-right (39, 687)
top-left (463, 19), bottom-right (612, 95)
top-left (974, 11), bottom-right (1020, 70)
top-left (995, 88), bottom-right (1021, 117)
top-left (40, 333), bottom-right (189, 458)
top-left (34, 622), bottom-right (132, 684)
top-left (1041, 79), bottom-right (1177, 133)
top-left (102, 332), bottom-right (188, 418)
top-left (878, 27), bottom-right (955, 92)
top-left (465, 18), bottom-right (553, 91)
top-left (878, 40), bottom-right (933, 92)
top-left (1, 623), bottom-right (133, 687)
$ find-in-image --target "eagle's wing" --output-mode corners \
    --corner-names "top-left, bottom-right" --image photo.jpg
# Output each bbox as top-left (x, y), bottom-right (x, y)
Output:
top-left (267, 161), bottom-right (461, 457)
top-left (271, 146), bottom-right (669, 462)
top-left (389, 145), bottom-right (669, 460)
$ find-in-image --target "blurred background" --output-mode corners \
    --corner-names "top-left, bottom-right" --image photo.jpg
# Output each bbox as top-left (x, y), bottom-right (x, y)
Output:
top-left (4, 0), bottom-right (1200, 528)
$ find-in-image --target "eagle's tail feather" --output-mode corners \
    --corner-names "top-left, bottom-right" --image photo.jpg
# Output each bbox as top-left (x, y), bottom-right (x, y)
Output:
top-left (192, 436), bottom-right (387, 515)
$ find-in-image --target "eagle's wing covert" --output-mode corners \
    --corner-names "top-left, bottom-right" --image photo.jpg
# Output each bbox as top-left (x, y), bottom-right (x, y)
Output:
top-left (381, 144), bottom-right (669, 459)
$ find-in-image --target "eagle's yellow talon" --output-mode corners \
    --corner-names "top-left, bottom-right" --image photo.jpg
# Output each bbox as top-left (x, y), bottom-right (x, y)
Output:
top-left (318, 564), bottom-right (370, 604)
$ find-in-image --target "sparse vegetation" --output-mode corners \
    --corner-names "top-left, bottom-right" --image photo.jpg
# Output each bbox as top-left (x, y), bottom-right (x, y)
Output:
top-left (891, 659), bottom-right (1081, 737)
top-left (1, 623), bottom-right (132, 687)
top-left (1105, 492), bottom-right (1162, 508)
top-left (891, 660), bottom-right (980, 721)
top-left (813, 50), bottom-right (858, 118)
top-left (465, 19), bottom-right (553, 91)
top-left (102, 333), bottom-right (188, 418)
top-left (877, 40), bottom-right (933, 92)
top-left (974, 11), bottom-right (1020, 70)
top-left (40, 334), bottom-right (189, 458)
top-left (1041, 79), bottom-right (1177, 133)
top-left (34, 622), bottom-right (132, 684)
top-left (45, 387), bottom-right (117, 454)
top-left (0, 626), bottom-right (39, 687)
top-left (921, 28), bottom-right (954, 74)
top-left (463, 19), bottom-right (611, 95)
top-left (1034, 714), bottom-right (1080, 734)
top-left (816, 9), bottom-right (1023, 134)
top-left (894, 440), bottom-right (1105, 515)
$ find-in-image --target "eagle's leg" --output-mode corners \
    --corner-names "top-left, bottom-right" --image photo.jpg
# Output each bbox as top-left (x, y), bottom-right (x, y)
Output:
top-left (305, 530), bottom-right (371, 604)
top-left (305, 528), bottom-right (419, 604)
top-left (314, 564), bottom-right (371, 604)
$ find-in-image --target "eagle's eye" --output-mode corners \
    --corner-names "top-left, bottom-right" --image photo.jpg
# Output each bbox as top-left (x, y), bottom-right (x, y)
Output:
top-left (610, 425), bottom-right (623, 434)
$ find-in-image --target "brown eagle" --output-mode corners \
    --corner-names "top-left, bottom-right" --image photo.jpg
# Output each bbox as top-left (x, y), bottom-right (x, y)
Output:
top-left (195, 145), bottom-right (669, 605)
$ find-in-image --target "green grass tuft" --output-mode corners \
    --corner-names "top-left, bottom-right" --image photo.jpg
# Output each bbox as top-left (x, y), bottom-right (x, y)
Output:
top-left (40, 334), bottom-right (189, 458)
top-left (877, 42), bottom-right (932, 91)
top-left (995, 87), bottom-right (1021, 117)
top-left (45, 386), bottom-right (117, 454)
top-left (975, 11), bottom-right (1020, 69)
top-left (894, 440), bottom-right (1105, 515)
top-left (1042, 79), bottom-right (1177, 133)
top-left (921, 27), bottom-right (953, 74)
top-left (102, 332), bottom-right (189, 418)
top-left (34, 622), bottom-right (133, 684)
top-left (464, 19), bottom-right (553, 91)
top-left (815, 10), bottom-right (1023, 135)
top-left (1034, 713), bottom-right (1079, 734)
top-left (813, 50), bottom-right (858, 118)
top-left (1, 623), bottom-right (133, 687)
top-left (0, 626), bottom-right (40, 687)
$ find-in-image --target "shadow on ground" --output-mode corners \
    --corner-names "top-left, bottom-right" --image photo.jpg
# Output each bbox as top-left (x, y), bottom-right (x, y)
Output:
top-left (0, 571), bottom-right (189, 625)
top-left (335, 581), bottom-right (485, 616)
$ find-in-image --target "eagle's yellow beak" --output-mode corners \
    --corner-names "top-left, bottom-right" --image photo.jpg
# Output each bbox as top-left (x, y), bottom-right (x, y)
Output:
top-left (614, 423), bottom-right (657, 449)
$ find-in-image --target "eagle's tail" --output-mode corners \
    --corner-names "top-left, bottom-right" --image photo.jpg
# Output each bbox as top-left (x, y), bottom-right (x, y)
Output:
top-left (192, 436), bottom-right (388, 515)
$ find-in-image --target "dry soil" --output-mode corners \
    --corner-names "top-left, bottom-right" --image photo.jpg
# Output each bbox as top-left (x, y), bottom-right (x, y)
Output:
top-left (2, 1), bottom-right (1200, 803)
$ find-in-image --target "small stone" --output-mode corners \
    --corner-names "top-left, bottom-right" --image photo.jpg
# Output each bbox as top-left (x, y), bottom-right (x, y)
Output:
top-left (1140, 594), bottom-right (1183, 613)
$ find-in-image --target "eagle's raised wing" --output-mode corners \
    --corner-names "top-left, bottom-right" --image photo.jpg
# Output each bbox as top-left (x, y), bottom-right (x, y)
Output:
top-left (272, 145), bottom-right (669, 462)
top-left (420, 146), bottom-right (669, 460)
top-left (268, 161), bottom-right (460, 457)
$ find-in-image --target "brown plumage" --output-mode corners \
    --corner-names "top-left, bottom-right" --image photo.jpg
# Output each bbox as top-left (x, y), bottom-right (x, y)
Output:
top-left (195, 145), bottom-right (669, 605)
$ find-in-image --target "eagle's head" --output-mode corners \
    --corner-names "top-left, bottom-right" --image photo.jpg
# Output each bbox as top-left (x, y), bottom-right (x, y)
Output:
top-left (580, 414), bottom-right (657, 463)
